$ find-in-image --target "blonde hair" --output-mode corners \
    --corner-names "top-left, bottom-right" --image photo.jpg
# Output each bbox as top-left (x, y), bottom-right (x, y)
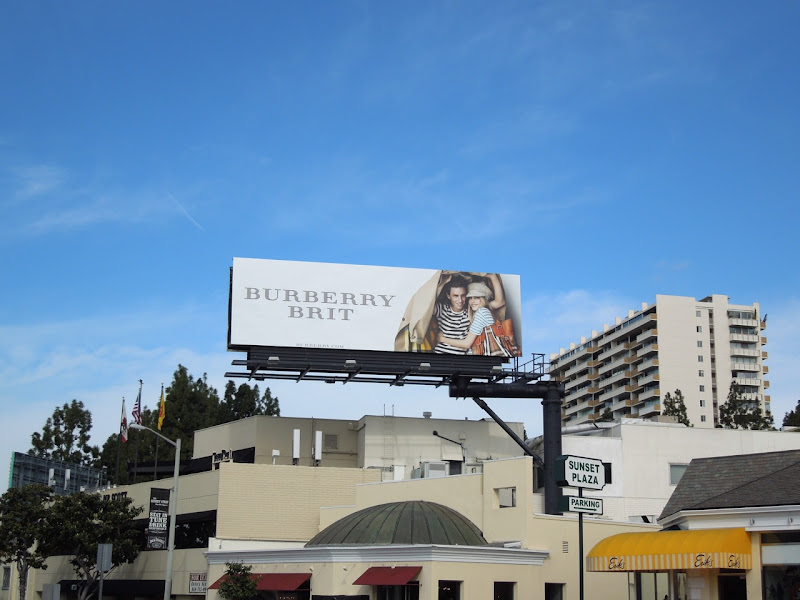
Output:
top-left (468, 296), bottom-right (488, 322)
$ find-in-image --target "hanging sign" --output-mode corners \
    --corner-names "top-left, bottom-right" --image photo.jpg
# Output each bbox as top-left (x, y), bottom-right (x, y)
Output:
top-left (146, 488), bottom-right (170, 550)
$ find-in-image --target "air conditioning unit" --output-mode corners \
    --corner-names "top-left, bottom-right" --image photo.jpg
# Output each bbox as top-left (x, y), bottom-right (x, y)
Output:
top-left (421, 461), bottom-right (448, 478)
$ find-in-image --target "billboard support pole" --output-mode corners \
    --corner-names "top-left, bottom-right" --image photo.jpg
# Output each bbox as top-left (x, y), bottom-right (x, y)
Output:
top-left (451, 378), bottom-right (564, 515)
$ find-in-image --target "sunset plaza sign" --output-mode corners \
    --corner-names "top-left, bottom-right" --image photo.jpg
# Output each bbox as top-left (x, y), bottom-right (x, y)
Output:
top-left (555, 455), bottom-right (606, 491)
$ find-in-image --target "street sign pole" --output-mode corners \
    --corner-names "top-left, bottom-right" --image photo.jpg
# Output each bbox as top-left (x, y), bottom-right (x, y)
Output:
top-left (556, 455), bottom-right (606, 600)
top-left (578, 487), bottom-right (584, 600)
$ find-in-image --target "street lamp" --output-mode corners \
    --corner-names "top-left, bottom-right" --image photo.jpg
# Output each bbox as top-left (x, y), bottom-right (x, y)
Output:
top-left (130, 423), bottom-right (181, 600)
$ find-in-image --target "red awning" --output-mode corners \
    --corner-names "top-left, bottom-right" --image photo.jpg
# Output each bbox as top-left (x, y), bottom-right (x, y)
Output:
top-left (209, 573), bottom-right (311, 591)
top-left (353, 566), bottom-right (422, 586)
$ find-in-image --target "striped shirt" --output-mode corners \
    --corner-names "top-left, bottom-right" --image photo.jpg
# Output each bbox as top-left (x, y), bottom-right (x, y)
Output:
top-left (433, 302), bottom-right (471, 354)
top-left (469, 307), bottom-right (495, 335)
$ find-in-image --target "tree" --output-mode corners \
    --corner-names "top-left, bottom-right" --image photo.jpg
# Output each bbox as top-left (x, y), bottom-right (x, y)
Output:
top-left (597, 408), bottom-right (614, 422)
top-left (218, 382), bottom-right (280, 422)
top-left (662, 389), bottom-right (692, 427)
top-left (218, 562), bottom-right (259, 600)
top-left (97, 366), bottom-right (281, 484)
top-left (783, 399), bottom-right (800, 428)
top-left (29, 400), bottom-right (100, 466)
top-left (39, 493), bottom-right (142, 600)
top-left (0, 485), bottom-right (51, 600)
top-left (718, 384), bottom-right (774, 430)
top-left (219, 382), bottom-right (261, 422)
top-left (262, 387), bottom-right (280, 417)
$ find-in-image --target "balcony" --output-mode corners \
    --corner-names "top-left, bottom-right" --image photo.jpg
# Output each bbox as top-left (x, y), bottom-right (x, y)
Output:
top-left (730, 333), bottom-right (759, 343)
top-left (610, 397), bottom-right (634, 412)
top-left (762, 351), bottom-right (768, 359)
top-left (635, 373), bottom-right (660, 389)
top-left (564, 362), bottom-right (591, 379)
top-left (761, 336), bottom-right (768, 345)
top-left (730, 346), bottom-right (759, 358)
top-left (563, 402), bottom-right (585, 416)
top-left (729, 317), bottom-right (758, 327)
top-left (636, 328), bottom-right (658, 344)
top-left (732, 377), bottom-right (761, 387)
top-left (632, 358), bottom-right (659, 375)
top-left (638, 402), bottom-right (662, 417)
top-left (568, 372), bottom-right (593, 387)
top-left (638, 387), bottom-right (661, 402)
top-left (764, 380), bottom-right (770, 389)
top-left (598, 354), bottom-right (631, 376)
top-left (599, 385), bottom-right (633, 403)
top-left (637, 343), bottom-right (659, 359)
top-left (763, 365), bottom-right (769, 374)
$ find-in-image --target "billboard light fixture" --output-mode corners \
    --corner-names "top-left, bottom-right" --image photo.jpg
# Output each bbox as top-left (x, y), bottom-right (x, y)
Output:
top-left (344, 359), bottom-right (359, 370)
top-left (268, 356), bottom-right (280, 365)
top-left (419, 362), bottom-right (431, 371)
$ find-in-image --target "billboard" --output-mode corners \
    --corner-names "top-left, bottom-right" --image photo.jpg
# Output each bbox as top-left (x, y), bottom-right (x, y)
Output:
top-left (229, 258), bottom-right (523, 358)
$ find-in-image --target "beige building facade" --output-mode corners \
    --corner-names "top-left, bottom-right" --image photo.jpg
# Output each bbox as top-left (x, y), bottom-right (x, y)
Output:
top-left (193, 413), bottom-right (526, 480)
top-left (24, 457), bottom-right (653, 600)
top-left (549, 294), bottom-right (769, 428)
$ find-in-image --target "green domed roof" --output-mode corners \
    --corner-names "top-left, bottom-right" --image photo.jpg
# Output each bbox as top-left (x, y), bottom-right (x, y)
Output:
top-left (306, 501), bottom-right (487, 547)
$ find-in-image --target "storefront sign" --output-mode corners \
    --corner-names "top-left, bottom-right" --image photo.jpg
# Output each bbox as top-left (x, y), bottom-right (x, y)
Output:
top-left (556, 455), bottom-right (606, 490)
top-left (189, 572), bottom-right (207, 594)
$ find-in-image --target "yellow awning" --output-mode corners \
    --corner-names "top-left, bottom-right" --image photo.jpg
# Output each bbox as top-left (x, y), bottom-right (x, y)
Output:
top-left (587, 528), bottom-right (751, 572)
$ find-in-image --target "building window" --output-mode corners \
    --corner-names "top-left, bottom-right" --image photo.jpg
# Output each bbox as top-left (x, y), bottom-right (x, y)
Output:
top-left (700, 400), bottom-right (706, 407)
top-left (495, 487), bottom-right (516, 508)
top-left (545, 583), bottom-right (565, 600)
top-left (699, 385), bottom-right (705, 392)
top-left (697, 341), bottom-right (703, 347)
top-left (699, 370), bottom-right (704, 377)
top-left (494, 582), bottom-right (515, 600)
top-left (438, 580), bottom-right (461, 600)
top-left (2, 566), bottom-right (10, 590)
top-left (324, 434), bottom-right (338, 450)
top-left (377, 584), bottom-right (419, 600)
top-left (670, 464), bottom-right (688, 485)
top-left (696, 326), bottom-right (702, 333)
top-left (701, 415), bottom-right (707, 422)
top-left (696, 310), bottom-right (702, 317)
top-left (698, 356), bottom-right (703, 362)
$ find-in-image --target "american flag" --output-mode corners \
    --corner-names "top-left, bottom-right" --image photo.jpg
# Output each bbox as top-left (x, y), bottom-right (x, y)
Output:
top-left (132, 387), bottom-right (142, 425)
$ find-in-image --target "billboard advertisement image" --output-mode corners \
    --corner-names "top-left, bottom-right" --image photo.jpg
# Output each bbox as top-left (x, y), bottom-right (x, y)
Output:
top-left (229, 258), bottom-right (523, 358)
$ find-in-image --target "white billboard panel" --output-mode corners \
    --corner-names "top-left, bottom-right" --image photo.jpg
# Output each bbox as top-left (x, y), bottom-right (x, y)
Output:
top-left (229, 258), bottom-right (523, 358)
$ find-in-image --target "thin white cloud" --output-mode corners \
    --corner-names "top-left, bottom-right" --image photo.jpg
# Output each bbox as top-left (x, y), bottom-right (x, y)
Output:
top-left (10, 164), bottom-right (67, 200)
top-left (169, 193), bottom-right (205, 231)
top-left (522, 289), bottom-right (639, 358)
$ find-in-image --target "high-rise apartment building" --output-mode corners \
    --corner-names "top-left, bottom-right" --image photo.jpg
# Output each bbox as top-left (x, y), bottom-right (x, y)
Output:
top-left (548, 294), bottom-right (768, 428)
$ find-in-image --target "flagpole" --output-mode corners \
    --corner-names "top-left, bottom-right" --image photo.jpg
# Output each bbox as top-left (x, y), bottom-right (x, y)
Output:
top-left (115, 397), bottom-right (124, 483)
top-left (154, 438), bottom-right (159, 480)
top-left (133, 380), bottom-right (143, 484)
top-left (155, 383), bottom-right (165, 480)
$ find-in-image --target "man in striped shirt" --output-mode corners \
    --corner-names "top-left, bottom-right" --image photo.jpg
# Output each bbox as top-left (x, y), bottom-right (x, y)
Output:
top-left (432, 275), bottom-right (471, 354)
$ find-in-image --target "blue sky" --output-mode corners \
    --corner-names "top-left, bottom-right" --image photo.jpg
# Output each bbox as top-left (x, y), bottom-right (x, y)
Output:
top-left (2, 2), bottom-right (799, 489)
